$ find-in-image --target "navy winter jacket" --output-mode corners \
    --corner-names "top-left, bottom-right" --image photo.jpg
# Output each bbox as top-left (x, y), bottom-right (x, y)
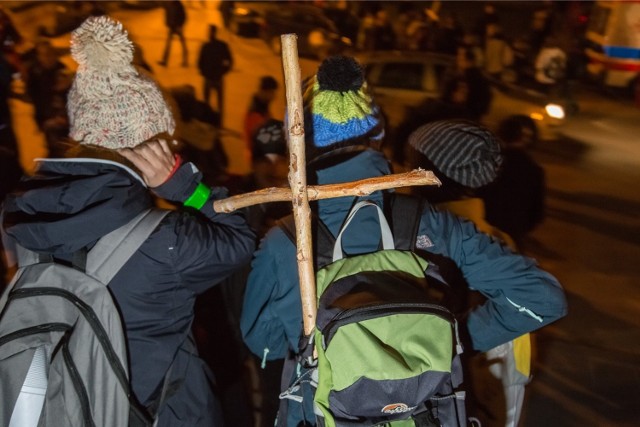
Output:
top-left (2, 157), bottom-right (256, 427)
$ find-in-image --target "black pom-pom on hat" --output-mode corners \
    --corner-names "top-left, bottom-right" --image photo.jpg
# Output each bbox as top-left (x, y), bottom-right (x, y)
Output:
top-left (316, 55), bottom-right (364, 92)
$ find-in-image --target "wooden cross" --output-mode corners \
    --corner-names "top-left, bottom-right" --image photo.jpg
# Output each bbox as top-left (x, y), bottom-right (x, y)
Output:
top-left (213, 35), bottom-right (441, 336)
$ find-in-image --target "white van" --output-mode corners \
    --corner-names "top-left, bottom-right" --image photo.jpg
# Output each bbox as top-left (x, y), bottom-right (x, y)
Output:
top-left (585, 1), bottom-right (640, 89)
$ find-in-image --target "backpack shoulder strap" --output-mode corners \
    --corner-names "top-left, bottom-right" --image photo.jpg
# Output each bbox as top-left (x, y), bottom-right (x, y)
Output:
top-left (278, 194), bottom-right (425, 259)
top-left (276, 215), bottom-right (296, 245)
top-left (86, 209), bottom-right (170, 284)
top-left (387, 193), bottom-right (425, 251)
top-left (277, 214), bottom-right (335, 269)
top-left (14, 244), bottom-right (40, 268)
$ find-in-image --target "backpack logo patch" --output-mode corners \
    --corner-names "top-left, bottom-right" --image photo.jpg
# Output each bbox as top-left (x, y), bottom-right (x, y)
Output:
top-left (381, 403), bottom-right (416, 414)
top-left (416, 234), bottom-right (434, 249)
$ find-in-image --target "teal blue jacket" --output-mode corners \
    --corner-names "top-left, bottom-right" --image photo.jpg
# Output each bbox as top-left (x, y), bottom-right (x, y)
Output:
top-left (241, 149), bottom-right (567, 359)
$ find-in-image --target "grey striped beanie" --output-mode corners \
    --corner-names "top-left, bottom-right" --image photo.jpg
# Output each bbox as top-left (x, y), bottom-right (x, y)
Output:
top-left (408, 120), bottom-right (502, 188)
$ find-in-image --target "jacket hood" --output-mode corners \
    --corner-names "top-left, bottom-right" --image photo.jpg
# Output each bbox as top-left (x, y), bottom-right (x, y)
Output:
top-left (2, 158), bottom-right (153, 254)
top-left (314, 149), bottom-right (391, 235)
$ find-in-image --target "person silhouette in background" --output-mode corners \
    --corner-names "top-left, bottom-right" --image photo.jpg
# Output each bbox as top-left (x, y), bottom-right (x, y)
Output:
top-left (480, 116), bottom-right (546, 251)
top-left (244, 76), bottom-right (279, 163)
top-left (197, 25), bottom-right (232, 123)
top-left (194, 118), bottom-right (290, 427)
top-left (484, 23), bottom-right (514, 80)
top-left (473, 2), bottom-right (499, 42)
top-left (25, 40), bottom-right (72, 158)
top-left (451, 45), bottom-right (493, 122)
top-left (158, 0), bottom-right (188, 67)
top-left (372, 9), bottom-right (396, 50)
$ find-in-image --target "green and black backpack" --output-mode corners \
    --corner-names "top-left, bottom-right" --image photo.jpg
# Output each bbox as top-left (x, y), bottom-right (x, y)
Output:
top-left (278, 194), bottom-right (467, 427)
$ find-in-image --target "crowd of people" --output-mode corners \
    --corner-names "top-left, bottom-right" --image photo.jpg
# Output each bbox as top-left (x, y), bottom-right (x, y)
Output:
top-left (351, 1), bottom-right (575, 92)
top-left (0, 3), bottom-right (569, 427)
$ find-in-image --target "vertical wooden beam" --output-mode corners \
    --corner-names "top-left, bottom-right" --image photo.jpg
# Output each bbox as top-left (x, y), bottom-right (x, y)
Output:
top-left (281, 34), bottom-right (316, 336)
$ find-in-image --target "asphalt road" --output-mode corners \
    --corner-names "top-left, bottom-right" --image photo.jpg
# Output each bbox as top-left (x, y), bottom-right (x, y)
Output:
top-left (519, 90), bottom-right (640, 426)
top-left (6, 2), bottom-right (640, 426)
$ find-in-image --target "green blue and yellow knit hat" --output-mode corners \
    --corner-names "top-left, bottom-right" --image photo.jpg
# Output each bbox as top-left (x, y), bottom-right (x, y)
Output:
top-left (303, 56), bottom-right (384, 161)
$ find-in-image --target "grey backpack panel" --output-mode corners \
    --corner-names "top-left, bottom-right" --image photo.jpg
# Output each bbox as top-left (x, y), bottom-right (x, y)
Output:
top-left (0, 209), bottom-right (168, 427)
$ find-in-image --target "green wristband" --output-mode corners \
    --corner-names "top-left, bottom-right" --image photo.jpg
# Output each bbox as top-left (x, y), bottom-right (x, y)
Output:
top-left (183, 182), bottom-right (211, 210)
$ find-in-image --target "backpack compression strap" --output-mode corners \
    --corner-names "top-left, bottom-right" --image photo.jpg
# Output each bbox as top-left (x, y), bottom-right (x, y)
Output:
top-left (386, 193), bottom-right (425, 251)
top-left (86, 209), bottom-right (169, 284)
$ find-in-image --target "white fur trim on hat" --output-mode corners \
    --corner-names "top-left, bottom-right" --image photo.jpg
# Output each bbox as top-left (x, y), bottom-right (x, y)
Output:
top-left (68, 16), bottom-right (175, 149)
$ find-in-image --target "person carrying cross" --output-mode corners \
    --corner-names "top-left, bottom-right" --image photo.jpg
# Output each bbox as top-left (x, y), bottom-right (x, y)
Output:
top-left (240, 55), bottom-right (567, 426)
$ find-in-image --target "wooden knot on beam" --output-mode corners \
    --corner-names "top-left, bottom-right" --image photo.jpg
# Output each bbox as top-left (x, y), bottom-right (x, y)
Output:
top-left (290, 110), bottom-right (304, 136)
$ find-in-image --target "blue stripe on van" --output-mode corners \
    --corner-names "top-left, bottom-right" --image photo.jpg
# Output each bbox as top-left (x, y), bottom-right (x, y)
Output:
top-left (603, 45), bottom-right (640, 60)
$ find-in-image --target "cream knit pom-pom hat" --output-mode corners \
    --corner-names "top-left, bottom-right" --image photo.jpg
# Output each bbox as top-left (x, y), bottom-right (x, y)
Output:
top-left (67, 16), bottom-right (175, 149)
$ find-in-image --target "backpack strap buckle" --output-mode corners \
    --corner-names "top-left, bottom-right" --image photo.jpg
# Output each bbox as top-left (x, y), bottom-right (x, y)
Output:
top-left (298, 332), bottom-right (317, 369)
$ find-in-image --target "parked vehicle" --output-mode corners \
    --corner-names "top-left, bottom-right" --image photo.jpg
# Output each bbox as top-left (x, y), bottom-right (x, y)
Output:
top-left (585, 0), bottom-right (640, 91)
top-left (261, 5), bottom-right (352, 59)
top-left (224, 1), bottom-right (271, 38)
top-left (224, 2), bottom-right (352, 58)
top-left (359, 51), bottom-right (567, 147)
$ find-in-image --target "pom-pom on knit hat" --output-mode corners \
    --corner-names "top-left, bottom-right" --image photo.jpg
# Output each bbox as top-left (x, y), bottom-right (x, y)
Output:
top-left (67, 16), bottom-right (175, 149)
top-left (302, 55), bottom-right (384, 161)
top-left (408, 120), bottom-right (503, 188)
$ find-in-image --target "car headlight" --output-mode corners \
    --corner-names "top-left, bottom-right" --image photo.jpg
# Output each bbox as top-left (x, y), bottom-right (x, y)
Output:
top-left (545, 103), bottom-right (565, 120)
top-left (234, 7), bottom-right (251, 16)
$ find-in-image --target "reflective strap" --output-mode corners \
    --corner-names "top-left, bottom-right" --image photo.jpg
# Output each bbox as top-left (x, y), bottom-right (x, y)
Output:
top-left (9, 347), bottom-right (48, 427)
top-left (278, 367), bottom-right (318, 403)
top-left (261, 348), bottom-right (270, 369)
top-left (454, 320), bottom-right (464, 355)
top-left (183, 182), bottom-right (211, 210)
top-left (506, 297), bottom-right (543, 323)
top-left (333, 201), bottom-right (394, 262)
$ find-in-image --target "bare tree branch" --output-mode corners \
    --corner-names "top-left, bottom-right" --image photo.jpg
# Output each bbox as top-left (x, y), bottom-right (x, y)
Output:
top-left (213, 169), bottom-right (441, 213)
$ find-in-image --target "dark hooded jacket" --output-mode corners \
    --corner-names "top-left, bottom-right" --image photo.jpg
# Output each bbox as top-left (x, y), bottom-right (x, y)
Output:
top-left (2, 156), bottom-right (256, 427)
